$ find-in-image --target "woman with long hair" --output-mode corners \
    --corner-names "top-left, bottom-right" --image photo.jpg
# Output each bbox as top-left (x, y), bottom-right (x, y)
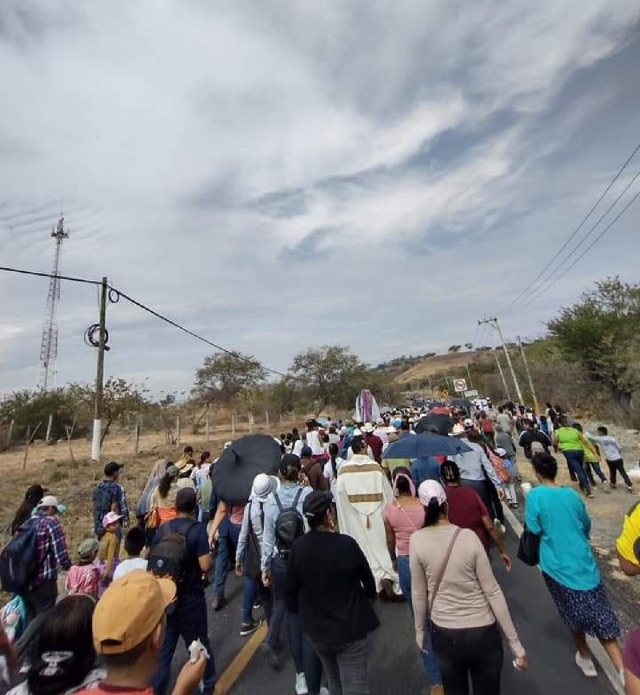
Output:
top-left (10, 486), bottom-right (45, 535)
top-left (525, 452), bottom-right (622, 680)
top-left (383, 469), bottom-right (442, 694)
top-left (410, 479), bottom-right (528, 694)
top-left (147, 464), bottom-right (180, 534)
top-left (8, 595), bottom-right (103, 695)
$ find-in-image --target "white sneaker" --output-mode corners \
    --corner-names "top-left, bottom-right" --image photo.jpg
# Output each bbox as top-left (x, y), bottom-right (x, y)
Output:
top-left (575, 651), bottom-right (597, 677)
top-left (494, 519), bottom-right (506, 535)
top-left (295, 672), bottom-right (309, 695)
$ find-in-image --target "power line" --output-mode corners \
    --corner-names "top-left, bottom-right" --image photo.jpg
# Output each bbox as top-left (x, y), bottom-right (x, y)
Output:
top-left (510, 169), bottom-right (640, 311)
top-left (514, 185), bottom-right (640, 312)
top-left (109, 286), bottom-right (289, 378)
top-left (0, 264), bottom-right (290, 379)
top-left (0, 265), bottom-right (100, 286)
top-left (500, 139), bottom-right (640, 316)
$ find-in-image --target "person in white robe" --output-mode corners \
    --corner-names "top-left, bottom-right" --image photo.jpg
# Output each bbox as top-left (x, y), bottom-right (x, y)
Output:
top-left (336, 438), bottom-right (402, 599)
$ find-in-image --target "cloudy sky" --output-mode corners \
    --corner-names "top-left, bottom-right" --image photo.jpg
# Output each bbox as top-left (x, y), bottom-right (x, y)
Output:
top-left (2, 0), bottom-right (640, 395)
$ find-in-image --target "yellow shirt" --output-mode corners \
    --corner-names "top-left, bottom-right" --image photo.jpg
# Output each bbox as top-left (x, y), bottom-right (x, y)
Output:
top-left (616, 501), bottom-right (640, 566)
top-left (99, 531), bottom-right (120, 570)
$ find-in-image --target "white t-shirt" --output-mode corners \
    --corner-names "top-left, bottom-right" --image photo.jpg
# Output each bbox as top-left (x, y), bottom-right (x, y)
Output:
top-left (113, 557), bottom-right (148, 581)
top-left (305, 430), bottom-right (325, 456)
top-left (323, 457), bottom-right (346, 497)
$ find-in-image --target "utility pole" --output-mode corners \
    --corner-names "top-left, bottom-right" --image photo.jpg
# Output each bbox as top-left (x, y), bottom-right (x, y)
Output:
top-left (91, 277), bottom-right (108, 461)
top-left (493, 349), bottom-right (511, 401)
top-left (465, 364), bottom-right (474, 391)
top-left (518, 336), bottom-right (539, 414)
top-left (478, 318), bottom-right (524, 404)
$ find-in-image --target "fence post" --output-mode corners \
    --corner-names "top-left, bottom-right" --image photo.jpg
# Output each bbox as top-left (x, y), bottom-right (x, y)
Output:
top-left (133, 419), bottom-right (141, 456)
top-left (175, 416), bottom-right (181, 448)
top-left (205, 416), bottom-right (210, 442)
top-left (22, 422), bottom-right (42, 471)
top-left (265, 411), bottom-right (269, 428)
top-left (45, 414), bottom-right (53, 445)
top-left (279, 412), bottom-right (283, 426)
top-left (248, 412), bottom-right (254, 434)
top-left (6, 419), bottom-right (14, 448)
top-left (231, 413), bottom-right (236, 438)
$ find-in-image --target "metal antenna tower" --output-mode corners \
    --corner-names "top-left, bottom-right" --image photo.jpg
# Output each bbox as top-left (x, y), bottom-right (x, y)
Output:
top-left (37, 215), bottom-right (69, 391)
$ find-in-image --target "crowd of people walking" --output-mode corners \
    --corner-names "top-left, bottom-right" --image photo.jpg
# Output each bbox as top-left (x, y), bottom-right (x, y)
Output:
top-left (0, 400), bottom-right (639, 695)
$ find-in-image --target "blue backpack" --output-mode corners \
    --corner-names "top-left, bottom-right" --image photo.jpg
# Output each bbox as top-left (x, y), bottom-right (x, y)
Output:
top-left (0, 517), bottom-right (40, 594)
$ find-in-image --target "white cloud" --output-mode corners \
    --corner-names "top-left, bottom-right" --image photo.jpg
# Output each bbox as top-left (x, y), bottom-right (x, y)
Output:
top-left (1, 0), bottom-right (640, 393)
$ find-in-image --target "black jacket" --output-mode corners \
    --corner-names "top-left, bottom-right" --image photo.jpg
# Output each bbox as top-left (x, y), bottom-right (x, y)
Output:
top-left (284, 530), bottom-right (379, 645)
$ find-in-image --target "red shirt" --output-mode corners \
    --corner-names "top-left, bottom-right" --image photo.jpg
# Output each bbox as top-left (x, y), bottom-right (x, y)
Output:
top-left (364, 433), bottom-right (383, 464)
top-left (445, 486), bottom-right (490, 551)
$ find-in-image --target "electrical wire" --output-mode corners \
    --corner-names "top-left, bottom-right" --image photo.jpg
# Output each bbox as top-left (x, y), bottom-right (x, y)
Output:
top-left (0, 265), bottom-right (100, 286)
top-left (514, 186), bottom-right (640, 312)
top-left (499, 139), bottom-right (640, 316)
top-left (109, 285), bottom-right (289, 378)
top-left (507, 169), bottom-right (640, 312)
top-left (0, 264), bottom-right (290, 379)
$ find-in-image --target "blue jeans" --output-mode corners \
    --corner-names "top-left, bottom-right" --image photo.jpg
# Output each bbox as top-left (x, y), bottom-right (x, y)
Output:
top-left (213, 519), bottom-right (240, 598)
top-left (242, 576), bottom-right (257, 623)
top-left (312, 637), bottom-right (369, 695)
top-left (269, 555), bottom-right (322, 689)
top-left (563, 450), bottom-right (591, 493)
top-left (152, 591), bottom-right (216, 695)
top-left (397, 555), bottom-right (442, 687)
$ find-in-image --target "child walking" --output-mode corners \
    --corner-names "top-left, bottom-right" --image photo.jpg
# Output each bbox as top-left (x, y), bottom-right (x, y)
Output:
top-left (66, 539), bottom-right (100, 598)
top-left (113, 526), bottom-right (148, 580)
top-left (98, 511), bottom-right (122, 594)
top-left (588, 426), bottom-right (633, 492)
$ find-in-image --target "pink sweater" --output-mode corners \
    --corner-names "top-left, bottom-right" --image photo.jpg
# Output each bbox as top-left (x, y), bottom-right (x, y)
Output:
top-left (409, 525), bottom-right (524, 658)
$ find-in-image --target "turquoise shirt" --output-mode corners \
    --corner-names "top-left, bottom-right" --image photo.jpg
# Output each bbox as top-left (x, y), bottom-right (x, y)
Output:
top-left (524, 485), bottom-right (600, 591)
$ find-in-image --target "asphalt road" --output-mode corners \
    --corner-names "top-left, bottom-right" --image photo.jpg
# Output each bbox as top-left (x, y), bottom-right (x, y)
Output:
top-left (169, 529), bottom-right (619, 694)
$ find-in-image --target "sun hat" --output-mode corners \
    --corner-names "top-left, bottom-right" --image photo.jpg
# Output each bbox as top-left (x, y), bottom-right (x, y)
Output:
top-left (376, 418), bottom-right (385, 426)
top-left (352, 429), bottom-right (363, 437)
top-left (495, 447), bottom-right (507, 457)
top-left (464, 418), bottom-right (474, 428)
top-left (78, 538), bottom-right (100, 561)
top-left (251, 474), bottom-right (280, 502)
top-left (362, 423), bottom-right (374, 433)
top-left (302, 491), bottom-right (333, 521)
top-left (450, 424), bottom-right (466, 437)
top-left (103, 511), bottom-right (123, 528)
top-left (165, 464), bottom-right (180, 479)
top-left (37, 495), bottom-right (59, 510)
top-left (418, 480), bottom-right (447, 507)
top-left (92, 570), bottom-right (176, 655)
top-left (339, 426), bottom-right (348, 435)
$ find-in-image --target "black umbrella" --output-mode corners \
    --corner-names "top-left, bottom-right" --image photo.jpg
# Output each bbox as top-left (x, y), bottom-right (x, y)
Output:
top-left (415, 414), bottom-right (455, 436)
top-left (211, 434), bottom-right (281, 505)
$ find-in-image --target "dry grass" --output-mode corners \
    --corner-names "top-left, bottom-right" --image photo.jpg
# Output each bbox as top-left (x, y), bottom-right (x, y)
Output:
top-left (0, 421), bottom-right (283, 570)
top-left (395, 351), bottom-right (488, 383)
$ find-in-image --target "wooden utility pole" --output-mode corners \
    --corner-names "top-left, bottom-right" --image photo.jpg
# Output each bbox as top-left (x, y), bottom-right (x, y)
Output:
top-left (205, 416), bottom-right (210, 442)
top-left (493, 349), bottom-right (511, 401)
top-left (518, 336), bottom-right (540, 413)
top-left (91, 276), bottom-right (108, 462)
top-left (175, 416), bottom-right (181, 448)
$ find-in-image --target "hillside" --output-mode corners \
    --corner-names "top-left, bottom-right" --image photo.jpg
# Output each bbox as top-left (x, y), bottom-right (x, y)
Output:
top-left (394, 350), bottom-right (490, 384)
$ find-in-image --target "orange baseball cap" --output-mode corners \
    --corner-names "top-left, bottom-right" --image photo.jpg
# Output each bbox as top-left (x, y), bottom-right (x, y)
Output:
top-left (93, 570), bottom-right (176, 654)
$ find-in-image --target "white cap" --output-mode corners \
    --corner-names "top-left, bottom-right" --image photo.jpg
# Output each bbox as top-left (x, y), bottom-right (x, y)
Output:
top-left (38, 495), bottom-right (59, 509)
top-left (251, 474), bottom-right (280, 502)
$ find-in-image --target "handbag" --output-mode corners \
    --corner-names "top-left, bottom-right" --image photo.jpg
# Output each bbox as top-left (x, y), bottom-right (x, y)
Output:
top-left (145, 508), bottom-right (161, 530)
top-left (517, 526), bottom-right (540, 566)
top-left (244, 502), bottom-right (264, 580)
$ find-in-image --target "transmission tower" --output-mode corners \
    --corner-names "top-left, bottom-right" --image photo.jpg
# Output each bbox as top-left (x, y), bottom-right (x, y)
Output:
top-left (37, 215), bottom-right (69, 391)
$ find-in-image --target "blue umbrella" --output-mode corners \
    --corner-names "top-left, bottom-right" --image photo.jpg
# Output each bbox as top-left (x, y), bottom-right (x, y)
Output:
top-left (383, 433), bottom-right (472, 459)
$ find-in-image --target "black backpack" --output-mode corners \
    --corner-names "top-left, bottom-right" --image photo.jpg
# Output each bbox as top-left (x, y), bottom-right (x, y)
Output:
top-left (147, 520), bottom-right (197, 584)
top-left (0, 517), bottom-right (40, 593)
top-left (274, 489), bottom-right (304, 555)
